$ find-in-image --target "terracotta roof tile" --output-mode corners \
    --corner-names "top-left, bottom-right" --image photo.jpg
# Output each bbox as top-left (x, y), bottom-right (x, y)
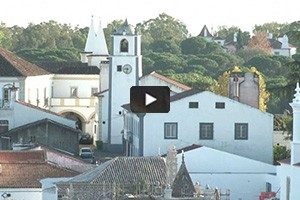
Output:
top-left (149, 71), bottom-right (192, 91)
top-left (0, 48), bottom-right (49, 76)
top-left (0, 151), bottom-right (78, 188)
top-left (278, 158), bottom-right (300, 167)
top-left (35, 61), bottom-right (100, 74)
top-left (0, 150), bottom-right (45, 164)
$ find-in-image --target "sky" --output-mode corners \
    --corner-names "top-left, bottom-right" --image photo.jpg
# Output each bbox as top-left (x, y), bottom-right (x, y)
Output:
top-left (0, 0), bottom-right (299, 36)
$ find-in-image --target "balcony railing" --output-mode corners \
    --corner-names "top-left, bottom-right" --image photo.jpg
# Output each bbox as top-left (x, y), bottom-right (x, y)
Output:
top-left (50, 97), bottom-right (96, 108)
top-left (0, 99), bottom-right (11, 109)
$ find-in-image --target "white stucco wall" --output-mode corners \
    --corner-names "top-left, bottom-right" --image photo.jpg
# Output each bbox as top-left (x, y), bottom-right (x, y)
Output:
top-left (141, 91), bottom-right (273, 164)
top-left (51, 75), bottom-right (99, 98)
top-left (100, 91), bottom-right (109, 143)
top-left (177, 147), bottom-right (277, 200)
top-left (12, 101), bottom-right (76, 129)
top-left (25, 75), bottom-right (53, 108)
top-left (0, 188), bottom-right (42, 200)
top-left (278, 163), bottom-right (300, 200)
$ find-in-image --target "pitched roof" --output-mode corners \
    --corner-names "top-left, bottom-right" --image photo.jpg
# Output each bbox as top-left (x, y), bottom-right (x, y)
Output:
top-left (15, 100), bottom-right (65, 118)
top-left (269, 39), bottom-right (282, 49)
top-left (148, 71), bottom-right (192, 91)
top-left (122, 89), bottom-right (202, 112)
top-left (0, 151), bottom-right (78, 188)
top-left (113, 19), bottom-right (135, 35)
top-left (172, 155), bottom-right (195, 197)
top-left (198, 25), bottom-right (213, 37)
top-left (279, 158), bottom-right (300, 167)
top-left (0, 48), bottom-right (49, 76)
top-left (0, 118), bottom-right (79, 136)
top-left (161, 144), bottom-right (202, 157)
top-left (34, 61), bottom-right (100, 74)
top-left (67, 157), bottom-right (166, 185)
top-left (170, 89), bottom-right (202, 102)
top-left (32, 145), bottom-right (95, 173)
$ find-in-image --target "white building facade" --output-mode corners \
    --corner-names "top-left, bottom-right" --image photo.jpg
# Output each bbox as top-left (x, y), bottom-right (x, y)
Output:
top-left (123, 90), bottom-right (274, 164)
top-left (176, 146), bottom-right (278, 200)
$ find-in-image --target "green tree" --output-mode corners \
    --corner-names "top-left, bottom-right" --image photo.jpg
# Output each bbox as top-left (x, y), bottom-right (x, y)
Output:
top-left (254, 22), bottom-right (289, 37)
top-left (287, 53), bottom-right (300, 83)
top-left (0, 23), bottom-right (13, 50)
top-left (215, 26), bottom-right (250, 45)
top-left (180, 36), bottom-right (206, 55)
top-left (273, 145), bottom-right (290, 165)
top-left (236, 48), bottom-right (268, 63)
top-left (245, 55), bottom-right (282, 77)
top-left (141, 13), bottom-right (189, 45)
top-left (146, 52), bottom-right (186, 73)
top-left (149, 40), bottom-right (181, 54)
top-left (169, 73), bottom-right (216, 90)
top-left (16, 48), bottom-right (80, 62)
top-left (286, 21), bottom-right (300, 50)
top-left (104, 19), bottom-right (124, 53)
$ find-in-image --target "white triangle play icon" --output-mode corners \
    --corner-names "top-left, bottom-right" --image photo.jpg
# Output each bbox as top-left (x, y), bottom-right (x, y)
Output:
top-left (145, 93), bottom-right (157, 106)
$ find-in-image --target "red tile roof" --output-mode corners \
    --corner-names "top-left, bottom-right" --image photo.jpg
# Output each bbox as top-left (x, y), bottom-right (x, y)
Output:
top-left (0, 48), bottom-right (49, 76)
top-left (149, 71), bottom-right (192, 91)
top-left (0, 151), bottom-right (78, 188)
top-left (278, 158), bottom-right (300, 167)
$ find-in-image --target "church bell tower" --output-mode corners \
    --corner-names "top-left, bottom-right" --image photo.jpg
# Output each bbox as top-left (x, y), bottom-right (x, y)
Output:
top-left (106, 20), bottom-right (142, 151)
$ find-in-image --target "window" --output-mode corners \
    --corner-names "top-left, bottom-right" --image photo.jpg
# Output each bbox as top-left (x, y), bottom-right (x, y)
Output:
top-left (266, 182), bottom-right (272, 192)
top-left (36, 88), bottom-right (39, 106)
top-left (235, 123), bottom-right (248, 140)
top-left (117, 65), bottom-right (122, 72)
top-left (164, 123), bottom-right (178, 139)
top-left (70, 87), bottom-right (78, 97)
top-left (215, 102), bottom-right (225, 109)
top-left (0, 120), bottom-right (9, 134)
top-left (189, 102), bottom-right (199, 108)
top-left (120, 39), bottom-right (129, 52)
top-left (200, 123), bottom-right (213, 139)
top-left (91, 88), bottom-right (98, 96)
top-left (3, 88), bottom-right (9, 101)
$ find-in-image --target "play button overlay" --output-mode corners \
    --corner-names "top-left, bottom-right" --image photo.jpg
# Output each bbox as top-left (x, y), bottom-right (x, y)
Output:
top-left (130, 86), bottom-right (170, 113)
top-left (145, 93), bottom-right (157, 106)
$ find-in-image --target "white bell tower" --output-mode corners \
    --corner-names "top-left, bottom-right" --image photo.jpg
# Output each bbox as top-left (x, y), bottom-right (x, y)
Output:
top-left (106, 20), bottom-right (142, 152)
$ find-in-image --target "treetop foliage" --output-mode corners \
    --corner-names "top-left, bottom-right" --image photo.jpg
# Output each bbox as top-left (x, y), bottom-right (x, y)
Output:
top-left (0, 15), bottom-right (299, 114)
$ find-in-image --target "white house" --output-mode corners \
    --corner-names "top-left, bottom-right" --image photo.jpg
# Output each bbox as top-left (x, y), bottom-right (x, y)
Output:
top-left (0, 86), bottom-right (76, 133)
top-left (268, 33), bottom-right (297, 57)
top-left (123, 89), bottom-right (274, 164)
top-left (276, 83), bottom-right (300, 200)
top-left (0, 17), bottom-right (109, 138)
top-left (175, 145), bottom-right (278, 200)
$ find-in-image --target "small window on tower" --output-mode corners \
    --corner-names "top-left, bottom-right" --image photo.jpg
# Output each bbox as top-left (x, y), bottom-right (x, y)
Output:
top-left (120, 39), bottom-right (129, 52)
top-left (117, 65), bottom-right (122, 72)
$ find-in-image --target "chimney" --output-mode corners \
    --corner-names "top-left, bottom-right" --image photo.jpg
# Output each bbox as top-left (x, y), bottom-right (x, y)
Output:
top-left (165, 145), bottom-right (177, 186)
top-left (9, 83), bottom-right (18, 109)
top-left (289, 83), bottom-right (300, 165)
